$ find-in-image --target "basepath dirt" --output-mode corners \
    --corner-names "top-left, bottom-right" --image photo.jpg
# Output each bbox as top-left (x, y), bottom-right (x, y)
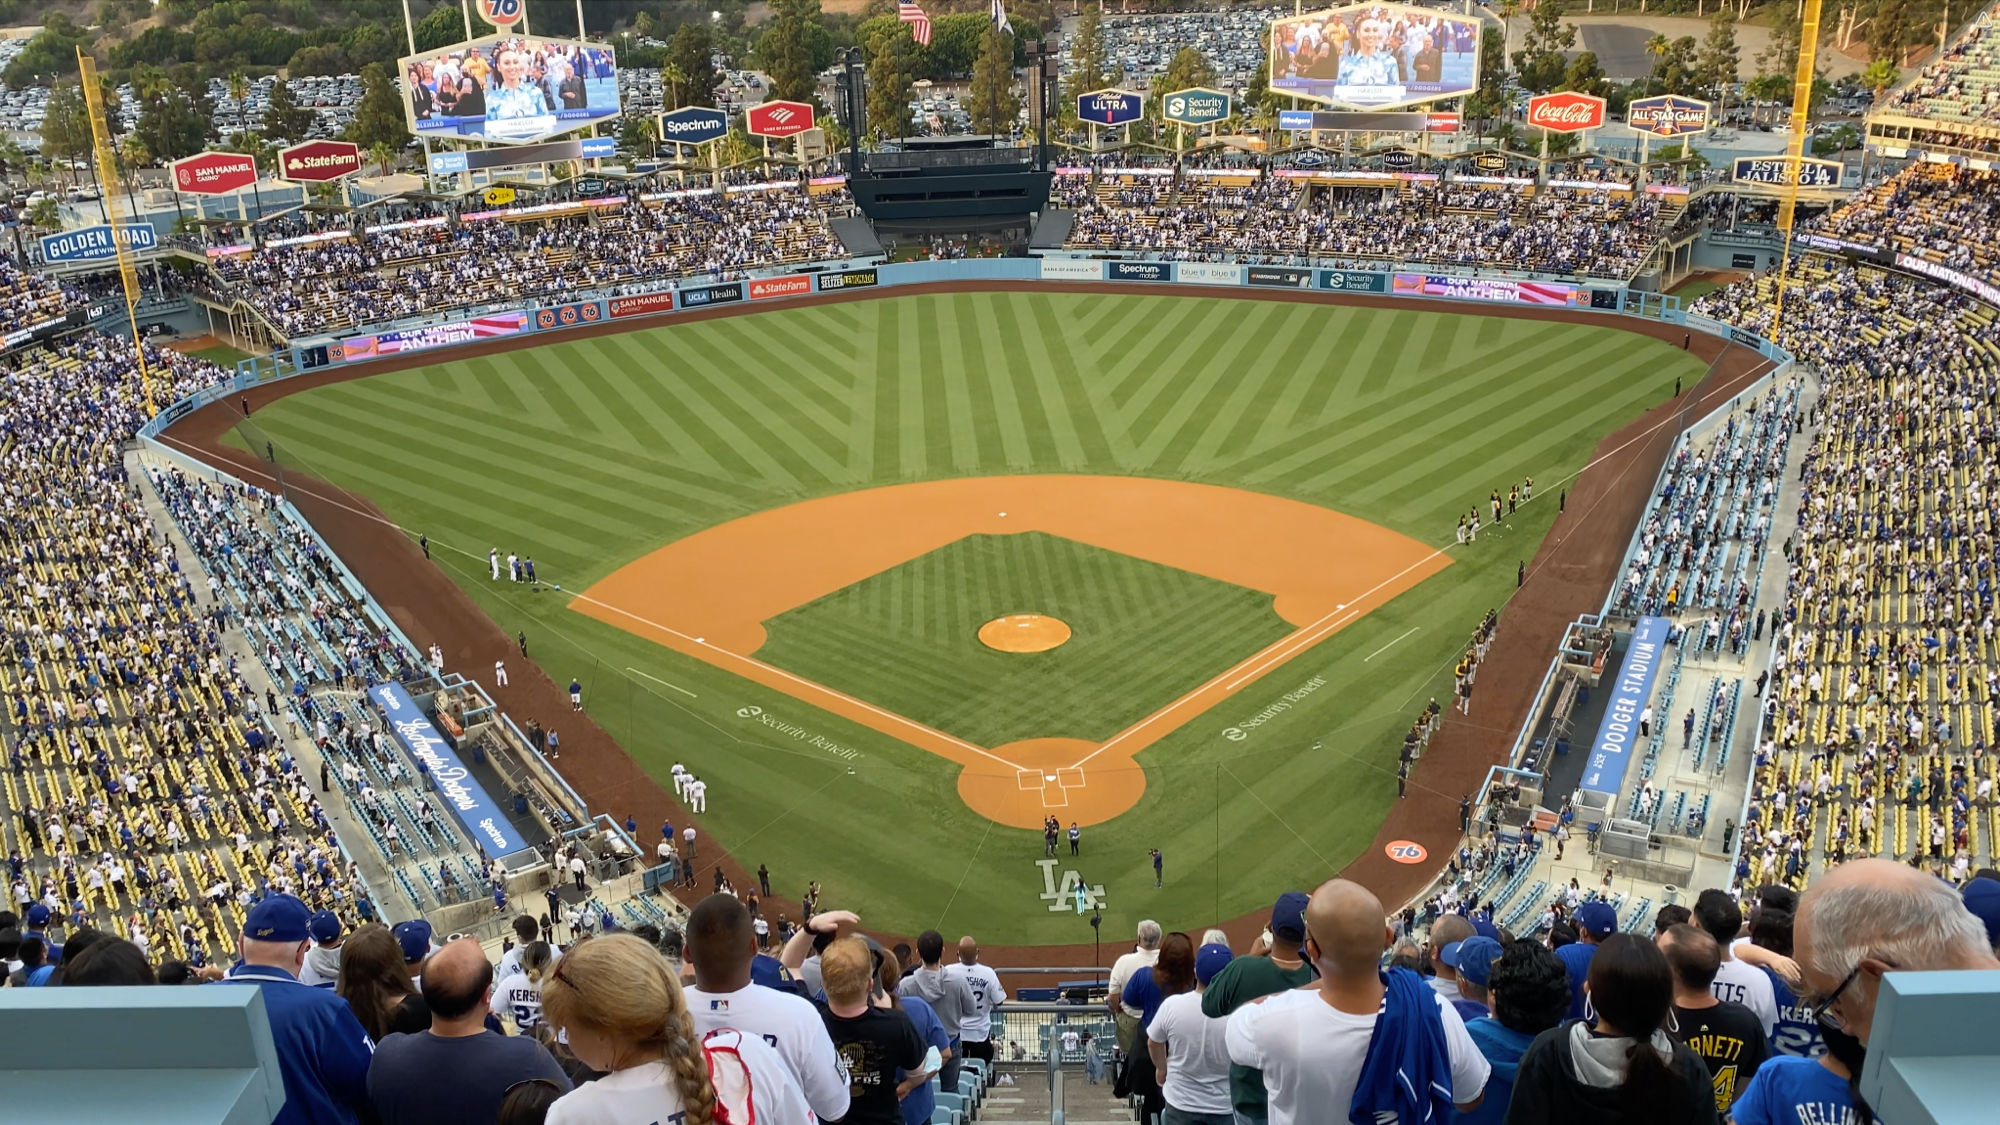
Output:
top-left (572, 474), bottom-right (1445, 828)
top-left (161, 278), bottom-right (1773, 965)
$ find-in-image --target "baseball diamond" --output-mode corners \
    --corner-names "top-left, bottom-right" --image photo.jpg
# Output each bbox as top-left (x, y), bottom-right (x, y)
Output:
top-left (186, 285), bottom-right (1718, 941)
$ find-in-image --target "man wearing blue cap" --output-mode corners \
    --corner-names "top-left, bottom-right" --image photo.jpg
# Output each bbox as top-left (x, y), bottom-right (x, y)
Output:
top-left (1202, 892), bottom-right (1317, 1125)
top-left (23, 902), bottom-right (61, 964)
top-left (1442, 935), bottom-right (1502, 1024)
top-left (300, 911), bottom-right (345, 988)
top-left (1556, 900), bottom-right (1617, 1019)
top-left (213, 894), bottom-right (374, 1125)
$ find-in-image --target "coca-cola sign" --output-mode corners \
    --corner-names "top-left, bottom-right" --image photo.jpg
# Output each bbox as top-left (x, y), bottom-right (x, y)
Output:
top-left (1526, 92), bottom-right (1606, 133)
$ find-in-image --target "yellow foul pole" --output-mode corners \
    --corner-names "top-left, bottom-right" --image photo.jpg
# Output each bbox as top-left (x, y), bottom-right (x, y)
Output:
top-left (1770, 0), bottom-right (1823, 338)
top-left (76, 48), bottom-right (155, 416)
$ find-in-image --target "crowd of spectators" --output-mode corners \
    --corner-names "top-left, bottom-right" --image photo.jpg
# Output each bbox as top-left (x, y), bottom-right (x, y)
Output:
top-left (195, 185), bottom-right (851, 336)
top-left (1812, 162), bottom-right (2000, 292)
top-left (1882, 3), bottom-right (2000, 127)
top-left (1695, 255), bottom-right (2000, 894)
top-left (0, 256), bottom-right (79, 336)
top-left (1062, 170), bottom-right (1667, 279)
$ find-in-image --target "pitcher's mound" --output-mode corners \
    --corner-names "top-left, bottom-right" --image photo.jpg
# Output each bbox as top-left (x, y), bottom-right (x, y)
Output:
top-left (979, 613), bottom-right (1072, 653)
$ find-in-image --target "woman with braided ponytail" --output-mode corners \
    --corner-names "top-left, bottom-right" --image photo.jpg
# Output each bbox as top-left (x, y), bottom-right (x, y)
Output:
top-left (540, 932), bottom-right (814, 1125)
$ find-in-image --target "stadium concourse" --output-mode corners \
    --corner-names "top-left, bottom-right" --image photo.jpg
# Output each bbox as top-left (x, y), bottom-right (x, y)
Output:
top-left (5, 27), bottom-right (2000, 1125)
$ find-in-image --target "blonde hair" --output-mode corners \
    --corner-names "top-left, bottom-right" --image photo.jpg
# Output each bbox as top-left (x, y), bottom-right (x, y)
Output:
top-left (541, 933), bottom-right (717, 1125)
top-left (521, 941), bottom-right (553, 984)
top-left (820, 936), bottom-right (874, 1007)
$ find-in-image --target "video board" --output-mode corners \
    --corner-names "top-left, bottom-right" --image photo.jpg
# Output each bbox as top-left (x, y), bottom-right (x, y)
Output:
top-left (1268, 4), bottom-right (1480, 110)
top-left (400, 33), bottom-right (621, 144)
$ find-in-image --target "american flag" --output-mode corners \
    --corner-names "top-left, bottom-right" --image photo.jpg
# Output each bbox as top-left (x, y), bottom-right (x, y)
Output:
top-left (898, 0), bottom-right (932, 46)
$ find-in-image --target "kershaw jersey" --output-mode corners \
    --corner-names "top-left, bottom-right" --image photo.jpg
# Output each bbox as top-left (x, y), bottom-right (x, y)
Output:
top-left (686, 981), bottom-right (853, 1122)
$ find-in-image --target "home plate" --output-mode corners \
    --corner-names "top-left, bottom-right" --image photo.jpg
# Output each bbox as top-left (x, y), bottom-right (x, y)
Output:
top-left (1045, 774), bottom-right (1056, 781)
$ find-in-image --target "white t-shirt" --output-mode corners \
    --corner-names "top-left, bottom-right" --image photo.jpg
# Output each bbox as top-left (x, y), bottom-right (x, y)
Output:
top-left (495, 974), bottom-right (544, 1031)
top-left (1225, 986), bottom-right (1489, 1125)
top-left (1148, 991), bottom-right (1234, 1114)
top-left (685, 982), bottom-right (853, 1122)
top-left (1108, 947), bottom-right (1159, 1012)
top-left (960, 962), bottom-right (1005, 1042)
top-left (1711, 956), bottom-right (1779, 1037)
top-left (496, 944), bottom-right (526, 983)
top-left (547, 1032), bottom-right (811, 1125)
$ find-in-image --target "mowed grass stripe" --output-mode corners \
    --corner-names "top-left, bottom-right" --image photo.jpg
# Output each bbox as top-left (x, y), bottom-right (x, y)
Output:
top-left (1351, 311), bottom-right (1428, 399)
top-left (901, 302), bottom-right (937, 478)
top-left (711, 315), bottom-right (855, 431)
top-left (677, 326), bottom-right (850, 481)
top-left (1117, 298), bottom-right (1242, 445)
top-left (1100, 296), bottom-right (1236, 409)
top-left (1210, 305), bottom-right (1337, 463)
top-left (934, 296), bottom-right (987, 473)
top-left (1296, 308), bottom-right (1379, 420)
top-left (1152, 303), bottom-right (1298, 471)
top-left (594, 334), bottom-right (755, 482)
top-left (542, 346), bottom-right (664, 454)
top-left (461, 355), bottom-right (531, 416)
top-left (1020, 295), bottom-right (1124, 466)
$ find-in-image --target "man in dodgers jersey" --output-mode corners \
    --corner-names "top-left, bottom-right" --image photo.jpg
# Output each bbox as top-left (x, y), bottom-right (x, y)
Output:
top-left (685, 893), bottom-right (853, 1121)
top-left (956, 935), bottom-right (1006, 1064)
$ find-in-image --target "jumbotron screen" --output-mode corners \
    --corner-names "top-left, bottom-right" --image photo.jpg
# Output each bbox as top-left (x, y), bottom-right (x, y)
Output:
top-left (1269, 4), bottom-right (1480, 110)
top-left (399, 33), bottom-right (621, 144)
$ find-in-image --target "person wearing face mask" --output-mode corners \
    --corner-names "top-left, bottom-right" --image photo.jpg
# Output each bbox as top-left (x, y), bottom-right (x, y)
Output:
top-left (1781, 858), bottom-right (2000, 1123)
top-left (210, 894), bottom-right (376, 1125)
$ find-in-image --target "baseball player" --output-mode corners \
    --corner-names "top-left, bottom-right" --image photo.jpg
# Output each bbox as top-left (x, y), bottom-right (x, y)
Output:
top-left (671, 762), bottom-right (688, 800)
top-left (494, 659), bottom-right (508, 687)
top-left (689, 776), bottom-right (707, 813)
top-left (490, 548), bottom-right (500, 580)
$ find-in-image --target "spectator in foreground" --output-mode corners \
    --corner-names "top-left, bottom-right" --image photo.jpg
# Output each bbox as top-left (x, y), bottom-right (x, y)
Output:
top-left (1656, 924), bottom-right (1766, 1111)
top-left (1457, 939), bottom-right (1571, 1125)
top-left (1691, 890), bottom-right (1778, 1039)
top-left (1122, 931), bottom-right (1197, 1034)
top-left (367, 937), bottom-right (572, 1125)
top-left (1505, 933), bottom-right (1717, 1125)
top-left (896, 929), bottom-right (975, 1096)
top-left (213, 894), bottom-right (374, 1125)
top-left (1201, 892), bottom-right (1315, 1125)
top-left (60, 938), bottom-right (157, 985)
top-left (1795, 858), bottom-right (2000, 1049)
top-left (1225, 879), bottom-right (1489, 1124)
top-left (1147, 940), bottom-right (1236, 1125)
top-left (878, 955), bottom-right (948, 1125)
top-left (1556, 901), bottom-right (1618, 1019)
top-left (1426, 915), bottom-right (1477, 1008)
top-left (1109, 919), bottom-right (1163, 1052)
top-left (541, 932), bottom-right (811, 1125)
top-left (337, 923), bottom-right (430, 1040)
top-left (1446, 936), bottom-right (1504, 1024)
top-left (685, 894), bottom-right (851, 1122)
top-left (820, 937), bottom-right (927, 1125)
top-left (956, 936), bottom-right (1005, 1066)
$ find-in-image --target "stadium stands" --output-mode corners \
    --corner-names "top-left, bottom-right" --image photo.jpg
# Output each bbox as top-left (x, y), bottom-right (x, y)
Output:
top-left (1812, 162), bottom-right (2000, 292)
top-left (0, 257), bottom-right (77, 336)
top-left (1695, 257), bottom-right (2000, 891)
top-left (1883, 4), bottom-right (2000, 127)
top-left (1060, 168), bottom-right (1667, 280)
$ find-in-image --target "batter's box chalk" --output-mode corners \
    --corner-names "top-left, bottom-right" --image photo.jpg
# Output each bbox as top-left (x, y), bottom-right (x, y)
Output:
top-left (1057, 767), bottom-right (1085, 789)
top-left (1040, 787), bottom-right (1069, 808)
top-left (1016, 769), bottom-right (1046, 791)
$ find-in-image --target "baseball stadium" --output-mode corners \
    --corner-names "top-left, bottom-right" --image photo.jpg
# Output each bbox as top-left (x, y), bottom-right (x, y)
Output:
top-left (2, 0), bottom-right (1997, 1119)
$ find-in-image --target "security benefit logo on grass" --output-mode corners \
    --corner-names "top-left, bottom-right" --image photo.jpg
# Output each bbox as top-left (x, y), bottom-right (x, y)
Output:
top-left (1036, 858), bottom-right (1107, 914)
top-left (734, 705), bottom-right (861, 761)
top-left (1220, 675), bottom-right (1328, 741)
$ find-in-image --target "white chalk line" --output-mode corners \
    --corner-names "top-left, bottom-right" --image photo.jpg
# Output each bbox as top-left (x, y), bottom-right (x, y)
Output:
top-left (625, 666), bottom-right (697, 698)
top-left (1365, 626), bottom-right (1422, 663)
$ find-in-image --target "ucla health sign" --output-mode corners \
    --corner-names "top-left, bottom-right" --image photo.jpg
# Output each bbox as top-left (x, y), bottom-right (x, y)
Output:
top-left (1579, 616), bottom-right (1671, 796)
top-left (371, 682), bottom-right (530, 856)
top-left (40, 223), bottom-right (158, 263)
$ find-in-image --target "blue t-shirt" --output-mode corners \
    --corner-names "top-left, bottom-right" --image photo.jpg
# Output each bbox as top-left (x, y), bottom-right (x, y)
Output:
top-left (1730, 1056), bottom-right (1859, 1125)
top-left (898, 996), bottom-right (952, 1125)
top-left (1554, 941), bottom-right (1598, 1020)
top-left (1762, 966), bottom-right (1824, 1058)
top-left (1122, 968), bottom-right (1165, 1029)
top-left (1455, 1017), bottom-right (1538, 1125)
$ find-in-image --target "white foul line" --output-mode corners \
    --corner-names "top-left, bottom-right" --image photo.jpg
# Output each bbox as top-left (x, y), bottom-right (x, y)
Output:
top-left (1364, 626), bottom-right (1421, 663)
top-left (625, 666), bottom-right (698, 698)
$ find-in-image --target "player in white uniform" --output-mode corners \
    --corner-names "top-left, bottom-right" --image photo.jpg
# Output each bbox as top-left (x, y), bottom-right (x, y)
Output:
top-left (671, 763), bottom-right (688, 799)
top-left (683, 895), bottom-right (852, 1122)
top-left (689, 777), bottom-right (707, 813)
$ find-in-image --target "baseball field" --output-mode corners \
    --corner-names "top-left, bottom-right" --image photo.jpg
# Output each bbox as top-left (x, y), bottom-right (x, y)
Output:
top-left (220, 288), bottom-right (1705, 941)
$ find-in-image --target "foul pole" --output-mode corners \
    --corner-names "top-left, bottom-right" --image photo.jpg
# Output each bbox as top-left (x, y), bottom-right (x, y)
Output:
top-left (77, 47), bottom-right (155, 415)
top-left (1770, 0), bottom-right (1824, 338)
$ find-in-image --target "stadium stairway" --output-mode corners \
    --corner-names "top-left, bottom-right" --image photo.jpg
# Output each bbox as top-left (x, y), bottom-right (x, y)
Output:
top-left (986, 1066), bottom-right (1134, 1125)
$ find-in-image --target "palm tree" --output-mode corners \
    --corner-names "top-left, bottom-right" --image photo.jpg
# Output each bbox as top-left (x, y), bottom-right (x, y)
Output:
top-left (1499, 0), bottom-right (1522, 49)
top-left (228, 71), bottom-right (252, 148)
top-left (1859, 59), bottom-right (1900, 102)
top-left (662, 62), bottom-right (688, 111)
top-left (369, 141), bottom-right (396, 176)
top-left (1645, 34), bottom-right (1671, 66)
top-left (632, 114), bottom-right (660, 160)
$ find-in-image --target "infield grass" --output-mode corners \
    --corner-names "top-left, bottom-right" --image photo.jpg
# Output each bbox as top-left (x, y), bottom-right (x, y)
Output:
top-left (225, 291), bottom-right (1704, 940)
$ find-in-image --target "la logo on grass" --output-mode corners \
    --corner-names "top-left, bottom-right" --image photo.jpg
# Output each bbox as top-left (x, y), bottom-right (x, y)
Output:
top-left (1036, 859), bottom-right (1106, 914)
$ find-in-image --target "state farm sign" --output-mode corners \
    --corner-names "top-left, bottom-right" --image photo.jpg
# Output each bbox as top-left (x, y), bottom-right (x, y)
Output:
top-left (278, 140), bottom-right (362, 183)
top-left (172, 151), bottom-right (258, 195)
top-left (746, 100), bottom-right (815, 140)
top-left (749, 275), bottom-right (810, 300)
top-left (1526, 92), bottom-right (1606, 133)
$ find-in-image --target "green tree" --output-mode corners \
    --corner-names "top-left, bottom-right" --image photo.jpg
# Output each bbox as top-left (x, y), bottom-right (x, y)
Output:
top-left (1653, 142), bottom-right (1709, 169)
top-left (368, 140), bottom-right (396, 176)
top-left (109, 27), bottom-right (197, 70)
top-left (286, 44), bottom-right (351, 77)
top-left (39, 83), bottom-right (92, 188)
top-left (720, 125), bottom-right (760, 166)
top-left (759, 0), bottom-right (819, 104)
top-left (1757, 3), bottom-right (1801, 78)
top-left (927, 13), bottom-right (989, 79)
top-left (1059, 2), bottom-right (1116, 122)
top-left (865, 27), bottom-right (914, 142)
top-left (227, 71), bottom-right (254, 146)
top-left (346, 62), bottom-right (411, 154)
top-left (27, 194), bottom-right (60, 230)
top-left (967, 25), bottom-right (1019, 138)
top-left (412, 2), bottom-right (469, 53)
top-left (1562, 52), bottom-right (1609, 96)
top-left (1859, 58), bottom-right (1900, 100)
top-left (263, 77), bottom-right (314, 142)
top-left (618, 113), bottom-right (660, 159)
top-left (1465, 25), bottom-right (1509, 136)
top-left (1650, 36), bottom-right (1700, 94)
top-left (132, 78), bottom-right (211, 164)
top-left (1811, 122), bottom-right (1859, 155)
top-left (2, 13), bottom-right (88, 89)
top-left (670, 23), bottom-right (723, 109)
top-left (1512, 1), bottom-right (1577, 93)
top-left (1695, 12), bottom-right (1740, 103)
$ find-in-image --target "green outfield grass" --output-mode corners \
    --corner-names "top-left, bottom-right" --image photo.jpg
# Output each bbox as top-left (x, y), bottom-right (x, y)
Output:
top-left (757, 531), bottom-right (1294, 747)
top-left (225, 290), bottom-right (1704, 940)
